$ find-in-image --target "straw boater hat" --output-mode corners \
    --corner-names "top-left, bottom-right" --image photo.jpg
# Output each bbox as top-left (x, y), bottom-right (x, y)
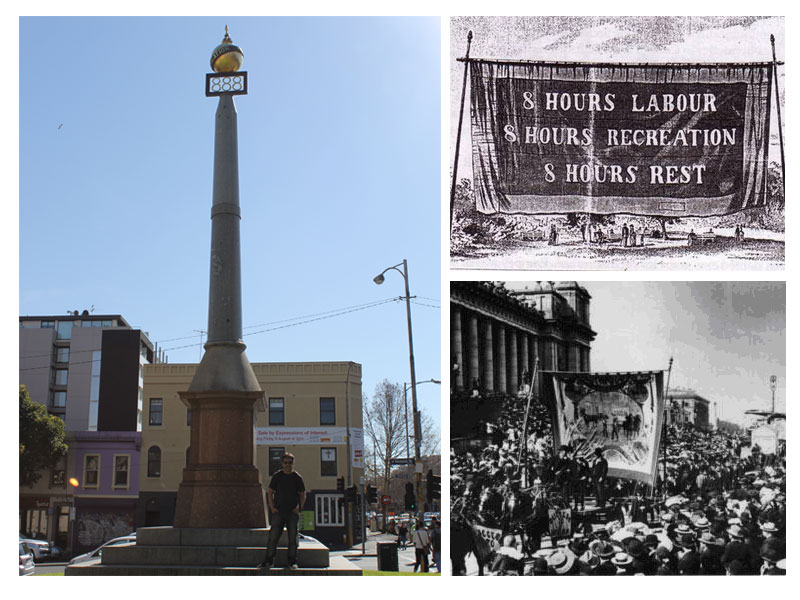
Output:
top-left (612, 552), bottom-right (634, 566)
top-left (698, 532), bottom-right (725, 547)
top-left (674, 533), bottom-right (696, 549)
top-left (727, 524), bottom-right (746, 540)
top-left (547, 549), bottom-right (576, 574)
top-left (693, 516), bottom-right (711, 530)
top-left (675, 524), bottom-right (694, 537)
top-left (760, 522), bottom-right (779, 534)
top-left (591, 540), bottom-right (616, 559)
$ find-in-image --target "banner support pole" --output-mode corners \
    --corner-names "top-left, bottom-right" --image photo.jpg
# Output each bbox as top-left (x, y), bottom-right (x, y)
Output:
top-left (449, 30), bottom-right (473, 233)
top-left (770, 34), bottom-right (785, 198)
top-left (518, 358), bottom-right (539, 489)
top-left (660, 357), bottom-right (674, 504)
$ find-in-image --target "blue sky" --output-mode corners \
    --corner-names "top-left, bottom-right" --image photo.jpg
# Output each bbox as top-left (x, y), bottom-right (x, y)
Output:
top-left (18, 17), bottom-right (443, 433)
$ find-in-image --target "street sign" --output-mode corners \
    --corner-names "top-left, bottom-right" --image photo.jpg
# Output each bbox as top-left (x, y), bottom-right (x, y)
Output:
top-left (381, 495), bottom-right (391, 505)
top-left (390, 458), bottom-right (415, 466)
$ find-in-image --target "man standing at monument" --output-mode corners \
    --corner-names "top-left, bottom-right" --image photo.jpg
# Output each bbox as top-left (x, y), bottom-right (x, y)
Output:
top-left (261, 453), bottom-right (306, 569)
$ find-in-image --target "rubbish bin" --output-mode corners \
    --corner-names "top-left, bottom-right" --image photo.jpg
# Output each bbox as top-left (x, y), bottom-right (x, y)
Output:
top-left (376, 541), bottom-right (399, 572)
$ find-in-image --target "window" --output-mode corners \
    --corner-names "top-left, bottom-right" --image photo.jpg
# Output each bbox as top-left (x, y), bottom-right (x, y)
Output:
top-left (149, 398), bottom-right (163, 426)
top-left (268, 447), bottom-right (284, 475)
top-left (50, 457), bottom-right (65, 487)
top-left (41, 320), bottom-right (54, 329)
top-left (114, 455), bottom-right (129, 488)
top-left (56, 321), bottom-right (73, 340)
top-left (315, 494), bottom-right (346, 527)
top-left (83, 455), bottom-right (100, 488)
top-left (269, 398), bottom-right (284, 425)
top-left (54, 369), bottom-right (68, 386)
top-left (147, 446), bottom-right (161, 477)
top-left (54, 347), bottom-right (70, 363)
top-left (320, 397), bottom-right (336, 425)
top-left (51, 391), bottom-right (67, 408)
top-left (320, 447), bottom-right (337, 477)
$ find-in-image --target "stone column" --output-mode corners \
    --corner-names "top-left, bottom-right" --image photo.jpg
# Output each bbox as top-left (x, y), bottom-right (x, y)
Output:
top-left (521, 334), bottom-right (529, 380)
top-left (508, 330), bottom-right (518, 395)
top-left (174, 64), bottom-right (266, 529)
top-left (451, 306), bottom-right (464, 391)
top-left (467, 313), bottom-right (479, 390)
top-left (482, 320), bottom-right (494, 392)
top-left (496, 325), bottom-right (507, 393)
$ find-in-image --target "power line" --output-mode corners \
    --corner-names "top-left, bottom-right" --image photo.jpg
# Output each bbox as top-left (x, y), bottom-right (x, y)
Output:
top-left (161, 297), bottom-right (403, 352)
top-left (18, 296), bottom-right (406, 361)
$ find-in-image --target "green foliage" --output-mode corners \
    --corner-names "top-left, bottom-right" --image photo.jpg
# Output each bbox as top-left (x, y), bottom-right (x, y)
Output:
top-left (19, 385), bottom-right (68, 487)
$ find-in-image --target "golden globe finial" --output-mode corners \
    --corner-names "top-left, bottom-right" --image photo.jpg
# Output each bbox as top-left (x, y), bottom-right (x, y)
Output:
top-left (210, 25), bottom-right (244, 73)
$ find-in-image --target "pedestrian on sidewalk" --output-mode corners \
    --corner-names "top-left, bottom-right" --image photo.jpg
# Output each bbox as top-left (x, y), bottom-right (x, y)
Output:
top-left (412, 519), bottom-right (430, 572)
top-left (398, 521), bottom-right (408, 549)
top-left (430, 517), bottom-right (441, 573)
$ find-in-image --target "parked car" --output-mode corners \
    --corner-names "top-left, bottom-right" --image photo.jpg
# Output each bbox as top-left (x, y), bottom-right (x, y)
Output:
top-left (19, 535), bottom-right (50, 562)
top-left (68, 535), bottom-right (136, 565)
top-left (19, 542), bottom-right (35, 576)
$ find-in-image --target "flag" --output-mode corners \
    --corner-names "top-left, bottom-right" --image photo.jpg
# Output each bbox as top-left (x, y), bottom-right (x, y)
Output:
top-left (548, 371), bottom-right (665, 485)
top-left (470, 60), bottom-right (773, 216)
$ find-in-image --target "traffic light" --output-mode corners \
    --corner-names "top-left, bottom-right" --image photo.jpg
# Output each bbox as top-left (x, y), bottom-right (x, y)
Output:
top-left (366, 484), bottom-right (378, 504)
top-left (345, 485), bottom-right (357, 503)
top-left (336, 476), bottom-right (344, 493)
top-left (426, 470), bottom-right (441, 501)
top-left (404, 482), bottom-right (415, 511)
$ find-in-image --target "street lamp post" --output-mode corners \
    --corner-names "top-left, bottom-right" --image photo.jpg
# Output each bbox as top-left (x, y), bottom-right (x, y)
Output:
top-left (403, 379), bottom-right (441, 486)
top-left (373, 259), bottom-right (424, 511)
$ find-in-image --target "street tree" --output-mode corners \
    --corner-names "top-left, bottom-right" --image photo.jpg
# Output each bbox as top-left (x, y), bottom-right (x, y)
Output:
top-left (363, 380), bottom-right (406, 497)
top-left (419, 409), bottom-right (440, 458)
top-left (19, 385), bottom-right (68, 487)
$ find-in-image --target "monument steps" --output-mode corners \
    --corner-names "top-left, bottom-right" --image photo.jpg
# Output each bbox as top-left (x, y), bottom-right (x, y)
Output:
top-left (64, 526), bottom-right (359, 576)
top-left (66, 555), bottom-right (361, 576)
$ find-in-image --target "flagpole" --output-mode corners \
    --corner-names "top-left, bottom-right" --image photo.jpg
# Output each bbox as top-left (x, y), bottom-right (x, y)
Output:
top-left (449, 30), bottom-right (473, 232)
top-left (518, 358), bottom-right (539, 489)
top-left (661, 357), bottom-right (674, 503)
top-left (770, 34), bottom-right (785, 197)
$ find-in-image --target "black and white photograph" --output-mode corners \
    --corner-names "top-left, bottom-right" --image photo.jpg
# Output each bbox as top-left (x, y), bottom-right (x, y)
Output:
top-left (450, 281), bottom-right (786, 576)
top-left (449, 17), bottom-right (785, 270)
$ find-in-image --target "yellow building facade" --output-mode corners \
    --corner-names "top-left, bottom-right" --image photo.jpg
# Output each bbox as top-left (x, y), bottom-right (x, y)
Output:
top-left (136, 361), bottom-right (363, 548)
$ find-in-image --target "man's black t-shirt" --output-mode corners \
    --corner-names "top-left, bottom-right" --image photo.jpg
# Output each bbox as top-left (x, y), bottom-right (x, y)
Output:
top-left (269, 470), bottom-right (306, 513)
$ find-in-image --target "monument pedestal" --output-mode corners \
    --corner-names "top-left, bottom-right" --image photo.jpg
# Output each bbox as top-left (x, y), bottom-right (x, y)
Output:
top-left (174, 389), bottom-right (267, 528)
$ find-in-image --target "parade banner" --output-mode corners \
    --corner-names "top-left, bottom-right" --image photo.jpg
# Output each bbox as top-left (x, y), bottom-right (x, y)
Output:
top-left (470, 60), bottom-right (772, 216)
top-left (549, 371), bottom-right (665, 485)
top-left (473, 524), bottom-right (503, 550)
top-left (548, 508), bottom-right (572, 538)
top-left (255, 426), bottom-right (363, 447)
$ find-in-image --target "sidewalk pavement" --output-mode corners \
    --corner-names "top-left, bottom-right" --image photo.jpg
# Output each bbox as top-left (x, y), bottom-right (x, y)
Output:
top-left (332, 530), bottom-right (440, 574)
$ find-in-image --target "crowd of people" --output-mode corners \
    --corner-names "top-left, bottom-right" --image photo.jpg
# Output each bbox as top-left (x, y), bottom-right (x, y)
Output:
top-left (451, 393), bottom-right (787, 576)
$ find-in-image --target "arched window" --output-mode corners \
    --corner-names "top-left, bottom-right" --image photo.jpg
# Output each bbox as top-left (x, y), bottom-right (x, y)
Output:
top-left (147, 446), bottom-right (161, 478)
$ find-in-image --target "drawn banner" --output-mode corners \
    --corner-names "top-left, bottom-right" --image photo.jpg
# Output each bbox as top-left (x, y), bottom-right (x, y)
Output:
top-left (470, 60), bottom-right (773, 216)
top-left (548, 371), bottom-right (665, 485)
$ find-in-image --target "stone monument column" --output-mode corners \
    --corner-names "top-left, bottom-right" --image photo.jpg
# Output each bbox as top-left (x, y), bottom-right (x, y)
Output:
top-left (173, 28), bottom-right (267, 529)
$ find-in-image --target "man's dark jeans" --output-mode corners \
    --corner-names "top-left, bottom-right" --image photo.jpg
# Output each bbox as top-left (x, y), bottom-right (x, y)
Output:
top-left (266, 511), bottom-right (299, 565)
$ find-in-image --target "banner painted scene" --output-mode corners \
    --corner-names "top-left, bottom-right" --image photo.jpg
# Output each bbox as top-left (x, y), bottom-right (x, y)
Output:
top-left (470, 61), bottom-right (772, 217)
top-left (549, 371), bottom-right (665, 485)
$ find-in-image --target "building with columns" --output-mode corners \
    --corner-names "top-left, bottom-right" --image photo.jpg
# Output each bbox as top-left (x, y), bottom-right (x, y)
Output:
top-left (451, 282), bottom-right (596, 397)
top-left (665, 389), bottom-right (713, 430)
